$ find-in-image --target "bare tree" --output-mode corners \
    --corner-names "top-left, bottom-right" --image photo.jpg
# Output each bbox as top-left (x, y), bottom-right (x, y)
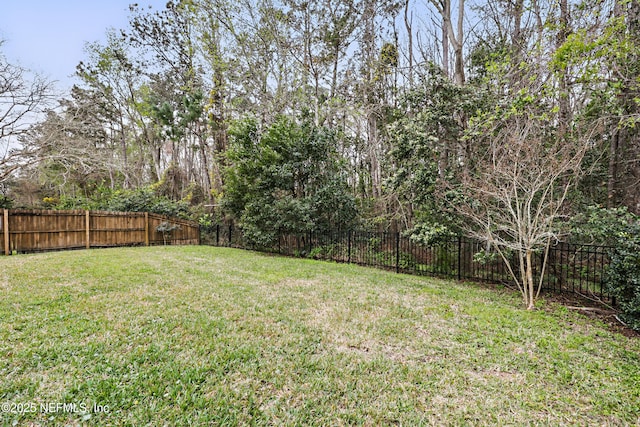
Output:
top-left (450, 111), bottom-right (591, 310)
top-left (0, 44), bottom-right (54, 183)
top-left (19, 106), bottom-right (119, 194)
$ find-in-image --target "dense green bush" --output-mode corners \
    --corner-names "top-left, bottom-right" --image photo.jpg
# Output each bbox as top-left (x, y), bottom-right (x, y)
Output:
top-left (0, 195), bottom-right (13, 209)
top-left (105, 188), bottom-right (190, 218)
top-left (604, 223), bottom-right (640, 331)
top-left (43, 187), bottom-right (191, 219)
top-left (223, 116), bottom-right (358, 247)
top-left (569, 206), bottom-right (640, 330)
top-left (569, 205), bottom-right (636, 246)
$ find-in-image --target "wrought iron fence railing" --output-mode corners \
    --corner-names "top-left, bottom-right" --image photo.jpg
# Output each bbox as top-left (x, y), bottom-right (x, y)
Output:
top-left (201, 225), bottom-right (613, 303)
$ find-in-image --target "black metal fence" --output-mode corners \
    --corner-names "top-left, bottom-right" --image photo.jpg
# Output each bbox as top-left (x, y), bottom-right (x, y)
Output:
top-left (204, 225), bottom-right (614, 303)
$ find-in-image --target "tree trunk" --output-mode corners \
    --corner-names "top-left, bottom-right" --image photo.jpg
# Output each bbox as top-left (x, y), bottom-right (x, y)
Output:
top-left (526, 249), bottom-right (535, 310)
top-left (404, 0), bottom-right (414, 87)
top-left (519, 250), bottom-right (528, 307)
top-left (363, 0), bottom-right (382, 199)
top-left (453, 0), bottom-right (465, 85)
top-left (442, 1), bottom-right (450, 78)
top-left (118, 116), bottom-right (130, 188)
top-left (433, 0), bottom-right (464, 84)
top-left (556, 0), bottom-right (571, 139)
top-left (608, 130), bottom-right (620, 208)
top-left (512, 0), bottom-right (525, 53)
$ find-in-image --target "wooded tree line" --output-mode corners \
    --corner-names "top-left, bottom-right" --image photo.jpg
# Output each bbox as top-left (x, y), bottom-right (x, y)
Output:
top-left (1, 0), bottom-right (639, 277)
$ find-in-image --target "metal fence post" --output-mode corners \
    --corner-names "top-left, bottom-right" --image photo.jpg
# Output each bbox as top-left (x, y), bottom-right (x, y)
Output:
top-left (395, 232), bottom-right (400, 274)
top-left (457, 236), bottom-right (462, 281)
top-left (540, 249), bottom-right (546, 292)
top-left (347, 230), bottom-right (352, 264)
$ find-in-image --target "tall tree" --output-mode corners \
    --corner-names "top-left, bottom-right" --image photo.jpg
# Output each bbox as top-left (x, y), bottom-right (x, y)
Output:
top-left (76, 33), bottom-right (148, 188)
top-left (388, 64), bottom-right (484, 229)
top-left (124, 1), bottom-right (213, 199)
top-left (609, 0), bottom-right (640, 212)
top-left (555, 0), bottom-right (640, 212)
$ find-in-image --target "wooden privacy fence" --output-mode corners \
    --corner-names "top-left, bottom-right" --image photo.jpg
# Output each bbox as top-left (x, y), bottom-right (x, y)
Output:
top-left (1, 209), bottom-right (200, 255)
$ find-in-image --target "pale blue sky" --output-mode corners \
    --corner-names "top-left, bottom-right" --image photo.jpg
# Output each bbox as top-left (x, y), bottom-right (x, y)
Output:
top-left (0, 1), bottom-right (167, 91)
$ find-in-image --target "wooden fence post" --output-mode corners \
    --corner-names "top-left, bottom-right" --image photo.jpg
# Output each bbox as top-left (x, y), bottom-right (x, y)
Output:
top-left (85, 210), bottom-right (91, 249)
top-left (145, 212), bottom-right (150, 246)
top-left (3, 209), bottom-right (9, 256)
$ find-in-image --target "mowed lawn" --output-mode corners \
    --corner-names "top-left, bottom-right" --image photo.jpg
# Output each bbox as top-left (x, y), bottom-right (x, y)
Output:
top-left (1, 247), bottom-right (639, 426)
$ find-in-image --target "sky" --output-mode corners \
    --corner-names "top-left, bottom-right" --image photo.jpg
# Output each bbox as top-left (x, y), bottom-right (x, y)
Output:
top-left (0, 0), bottom-right (167, 93)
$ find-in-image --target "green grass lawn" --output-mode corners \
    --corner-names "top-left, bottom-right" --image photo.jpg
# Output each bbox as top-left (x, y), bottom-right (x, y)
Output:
top-left (1, 246), bottom-right (639, 426)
